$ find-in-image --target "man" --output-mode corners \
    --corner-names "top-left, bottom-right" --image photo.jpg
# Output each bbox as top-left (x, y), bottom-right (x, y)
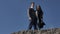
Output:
top-left (27, 2), bottom-right (37, 30)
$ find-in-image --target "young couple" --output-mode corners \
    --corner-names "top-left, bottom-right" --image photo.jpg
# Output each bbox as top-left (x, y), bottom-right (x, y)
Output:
top-left (27, 2), bottom-right (45, 30)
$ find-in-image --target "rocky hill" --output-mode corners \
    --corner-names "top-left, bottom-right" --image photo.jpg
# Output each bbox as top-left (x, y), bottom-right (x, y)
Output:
top-left (11, 28), bottom-right (60, 34)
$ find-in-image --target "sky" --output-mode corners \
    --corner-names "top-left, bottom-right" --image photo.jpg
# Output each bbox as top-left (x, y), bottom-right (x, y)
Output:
top-left (0, 0), bottom-right (60, 34)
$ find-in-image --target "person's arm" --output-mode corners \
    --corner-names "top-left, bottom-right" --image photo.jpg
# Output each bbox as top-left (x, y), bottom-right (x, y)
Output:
top-left (36, 11), bottom-right (38, 18)
top-left (27, 9), bottom-right (31, 20)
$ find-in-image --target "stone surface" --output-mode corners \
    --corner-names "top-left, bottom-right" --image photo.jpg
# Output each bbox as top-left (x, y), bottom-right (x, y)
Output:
top-left (11, 28), bottom-right (60, 34)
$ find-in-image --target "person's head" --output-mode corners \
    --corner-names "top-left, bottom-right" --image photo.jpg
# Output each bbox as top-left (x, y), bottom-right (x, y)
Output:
top-left (36, 5), bottom-right (41, 11)
top-left (31, 2), bottom-right (35, 8)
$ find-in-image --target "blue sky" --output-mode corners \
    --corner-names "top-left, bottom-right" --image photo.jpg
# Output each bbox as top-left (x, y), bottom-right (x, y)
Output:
top-left (0, 0), bottom-right (60, 34)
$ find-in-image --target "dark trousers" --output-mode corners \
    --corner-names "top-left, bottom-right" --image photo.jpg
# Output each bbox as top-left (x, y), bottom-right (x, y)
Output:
top-left (28, 18), bottom-right (37, 30)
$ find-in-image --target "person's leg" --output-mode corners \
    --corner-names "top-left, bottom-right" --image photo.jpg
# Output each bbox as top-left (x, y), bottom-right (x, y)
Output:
top-left (34, 23), bottom-right (37, 30)
top-left (38, 18), bottom-right (42, 29)
top-left (33, 18), bottom-right (38, 30)
top-left (38, 19), bottom-right (45, 29)
top-left (28, 20), bottom-right (33, 30)
top-left (38, 18), bottom-right (41, 24)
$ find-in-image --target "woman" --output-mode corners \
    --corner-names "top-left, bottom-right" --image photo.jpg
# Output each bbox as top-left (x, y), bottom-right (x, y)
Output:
top-left (36, 5), bottom-right (45, 29)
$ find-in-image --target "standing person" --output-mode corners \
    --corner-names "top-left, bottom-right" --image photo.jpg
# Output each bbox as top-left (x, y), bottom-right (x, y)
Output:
top-left (36, 5), bottom-right (45, 30)
top-left (27, 2), bottom-right (37, 30)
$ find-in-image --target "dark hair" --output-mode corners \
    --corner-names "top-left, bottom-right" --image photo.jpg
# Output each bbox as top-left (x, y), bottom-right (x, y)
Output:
top-left (31, 2), bottom-right (35, 4)
top-left (36, 5), bottom-right (42, 11)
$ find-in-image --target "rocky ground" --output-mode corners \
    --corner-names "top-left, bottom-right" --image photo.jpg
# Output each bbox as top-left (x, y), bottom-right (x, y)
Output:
top-left (11, 28), bottom-right (60, 34)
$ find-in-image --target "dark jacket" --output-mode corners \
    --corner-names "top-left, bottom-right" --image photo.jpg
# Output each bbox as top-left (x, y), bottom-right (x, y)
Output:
top-left (37, 10), bottom-right (43, 19)
top-left (29, 8), bottom-right (37, 19)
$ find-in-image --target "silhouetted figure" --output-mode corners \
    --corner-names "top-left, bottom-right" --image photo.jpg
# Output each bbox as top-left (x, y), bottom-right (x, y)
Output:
top-left (27, 2), bottom-right (37, 30)
top-left (36, 5), bottom-right (45, 30)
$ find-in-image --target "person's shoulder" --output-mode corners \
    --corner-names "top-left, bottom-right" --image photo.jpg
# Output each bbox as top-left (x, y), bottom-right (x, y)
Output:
top-left (28, 7), bottom-right (34, 11)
